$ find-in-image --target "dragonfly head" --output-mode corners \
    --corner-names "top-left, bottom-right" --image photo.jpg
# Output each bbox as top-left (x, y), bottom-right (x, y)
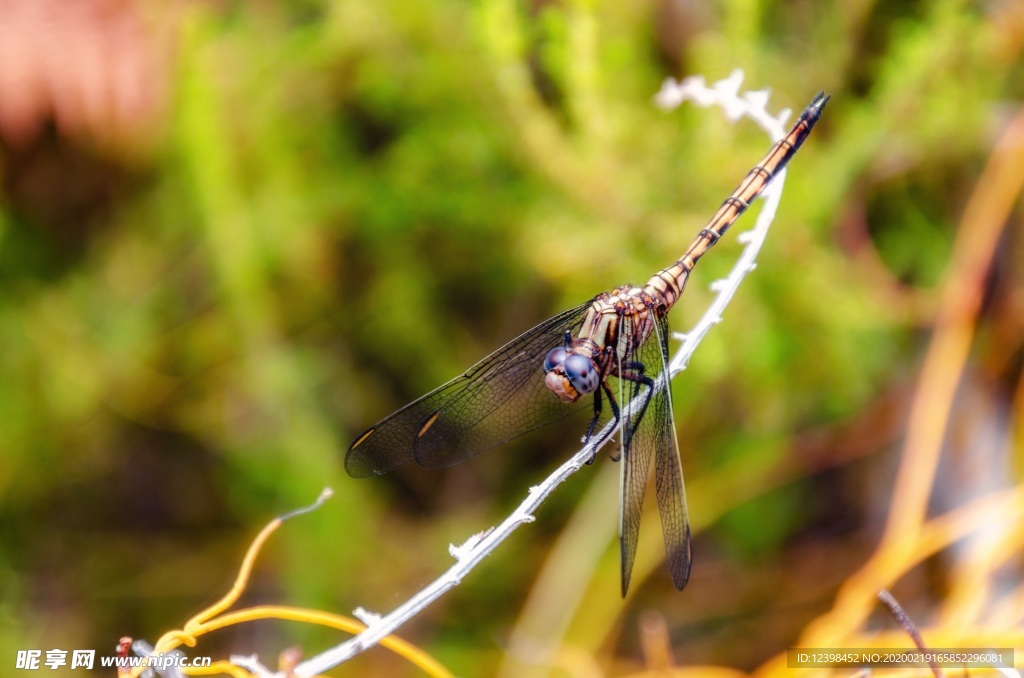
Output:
top-left (543, 347), bottom-right (600, 403)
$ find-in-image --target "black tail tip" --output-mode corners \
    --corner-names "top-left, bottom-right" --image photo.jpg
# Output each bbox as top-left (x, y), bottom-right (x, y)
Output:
top-left (810, 90), bottom-right (832, 111)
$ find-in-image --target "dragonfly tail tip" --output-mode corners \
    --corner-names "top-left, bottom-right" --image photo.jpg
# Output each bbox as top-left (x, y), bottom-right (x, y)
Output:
top-left (811, 90), bottom-right (832, 111)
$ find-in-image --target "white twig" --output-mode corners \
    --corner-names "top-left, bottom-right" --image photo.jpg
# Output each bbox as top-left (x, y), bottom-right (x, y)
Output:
top-left (230, 654), bottom-right (275, 677)
top-left (288, 69), bottom-right (791, 677)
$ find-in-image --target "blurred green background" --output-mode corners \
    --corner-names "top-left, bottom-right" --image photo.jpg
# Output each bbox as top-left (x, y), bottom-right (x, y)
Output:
top-left (1, 0), bottom-right (1022, 676)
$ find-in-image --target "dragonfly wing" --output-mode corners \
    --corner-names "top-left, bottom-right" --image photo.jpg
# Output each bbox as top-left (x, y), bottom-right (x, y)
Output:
top-left (618, 310), bottom-right (692, 595)
top-left (345, 299), bottom-right (594, 478)
top-left (649, 312), bottom-right (692, 590)
top-left (617, 313), bottom-right (656, 597)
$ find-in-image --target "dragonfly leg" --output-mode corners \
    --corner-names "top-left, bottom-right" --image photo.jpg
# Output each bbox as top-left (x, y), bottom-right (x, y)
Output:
top-left (581, 344), bottom-right (622, 462)
top-left (620, 360), bottom-right (656, 438)
top-left (583, 385), bottom-right (603, 465)
top-left (600, 378), bottom-right (623, 462)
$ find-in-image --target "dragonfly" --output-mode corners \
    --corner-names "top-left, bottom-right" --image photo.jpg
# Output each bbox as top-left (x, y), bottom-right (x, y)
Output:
top-left (347, 92), bottom-right (830, 596)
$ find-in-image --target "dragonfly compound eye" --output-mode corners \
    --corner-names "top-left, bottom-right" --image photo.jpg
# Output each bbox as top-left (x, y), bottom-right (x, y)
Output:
top-left (543, 346), bottom-right (567, 373)
top-left (563, 354), bottom-right (599, 394)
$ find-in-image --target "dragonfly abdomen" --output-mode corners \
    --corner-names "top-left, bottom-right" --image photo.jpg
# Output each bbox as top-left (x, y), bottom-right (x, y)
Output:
top-left (644, 91), bottom-right (830, 312)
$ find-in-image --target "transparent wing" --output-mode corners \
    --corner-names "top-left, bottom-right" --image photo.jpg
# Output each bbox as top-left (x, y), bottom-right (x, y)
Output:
top-left (617, 313), bottom-right (655, 596)
top-left (649, 312), bottom-right (692, 591)
top-left (618, 309), bottom-right (692, 595)
top-left (345, 299), bottom-right (595, 478)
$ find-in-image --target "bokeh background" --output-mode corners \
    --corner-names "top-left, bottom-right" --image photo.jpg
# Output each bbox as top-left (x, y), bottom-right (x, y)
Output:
top-left (1, 0), bottom-right (1023, 676)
